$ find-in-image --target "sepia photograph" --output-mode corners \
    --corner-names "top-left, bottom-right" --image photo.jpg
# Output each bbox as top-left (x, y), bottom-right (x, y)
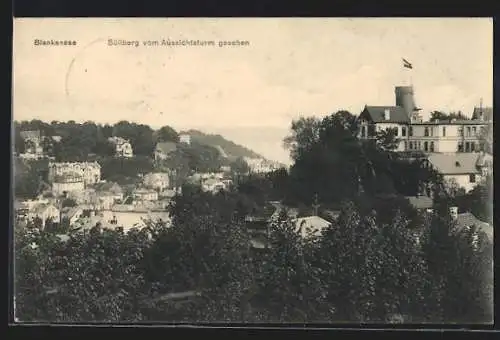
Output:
top-left (12, 18), bottom-right (493, 324)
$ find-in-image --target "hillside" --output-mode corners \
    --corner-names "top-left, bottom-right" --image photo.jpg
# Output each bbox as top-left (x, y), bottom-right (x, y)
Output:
top-left (181, 129), bottom-right (266, 161)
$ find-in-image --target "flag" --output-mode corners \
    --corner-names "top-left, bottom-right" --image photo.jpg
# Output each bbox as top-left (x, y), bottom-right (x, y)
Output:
top-left (402, 58), bottom-right (413, 69)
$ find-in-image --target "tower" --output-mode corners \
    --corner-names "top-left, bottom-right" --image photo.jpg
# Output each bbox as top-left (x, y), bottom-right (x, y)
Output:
top-left (395, 86), bottom-right (421, 121)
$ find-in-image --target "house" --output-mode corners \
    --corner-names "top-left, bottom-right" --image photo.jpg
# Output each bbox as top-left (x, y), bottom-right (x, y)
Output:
top-left (108, 136), bottom-right (134, 158)
top-left (20, 130), bottom-right (44, 155)
top-left (143, 172), bottom-right (170, 192)
top-left (179, 134), bottom-right (191, 145)
top-left (52, 172), bottom-right (85, 196)
top-left (93, 181), bottom-right (124, 202)
top-left (48, 162), bottom-right (101, 186)
top-left (424, 153), bottom-right (489, 192)
top-left (96, 192), bottom-right (116, 210)
top-left (133, 188), bottom-right (159, 201)
top-left (295, 216), bottom-right (332, 239)
top-left (27, 203), bottom-right (60, 228)
top-left (201, 178), bottom-right (227, 194)
top-left (154, 142), bottom-right (177, 161)
top-left (357, 85), bottom-right (491, 154)
top-left (61, 206), bottom-right (84, 226)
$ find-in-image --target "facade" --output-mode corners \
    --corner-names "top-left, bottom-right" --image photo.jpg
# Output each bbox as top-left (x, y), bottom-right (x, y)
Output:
top-left (154, 142), bottom-right (177, 161)
top-left (179, 134), bottom-right (191, 145)
top-left (108, 136), bottom-right (134, 158)
top-left (27, 203), bottom-right (60, 228)
top-left (52, 172), bottom-right (85, 196)
top-left (244, 157), bottom-right (281, 174)
top-left (133, 188), bottom-right (159, 201)
top-left (357, 85), bottom-right (492, 154)
top-left (92, 182), bottom-right (124, 202)
top-left (423, 153), bottom-right (490, 193)
top-left (48, 162), bottom-right (101, 186)
top-left (143, 172), bottom-right (170, 192)
top-left (20, 130), bottom-right (44, 155)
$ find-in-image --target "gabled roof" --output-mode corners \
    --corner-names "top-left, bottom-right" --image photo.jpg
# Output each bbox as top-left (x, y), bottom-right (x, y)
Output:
top-left (360, 106), bottom-right (411, 124)
top-left (427, 153), bottom-right (481, 175)
top-left (295, 215), bottom-right (331, 238)
top-left (61, 206), bottom-right (82, 219)
top-left (32, 203), bottom-right (58, 214)
top-left (155, 142), bottom-right (177, 155)
top-left (471, 107), bottom-right (493, 121)
top-left (456, 212), bottom-right (493, 240)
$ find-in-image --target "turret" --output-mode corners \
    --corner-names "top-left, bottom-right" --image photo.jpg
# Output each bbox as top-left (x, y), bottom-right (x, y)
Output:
top-left (395, 86), bottom-right (420, 119)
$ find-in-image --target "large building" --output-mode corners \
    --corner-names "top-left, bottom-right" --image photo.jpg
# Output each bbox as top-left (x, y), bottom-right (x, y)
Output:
top-left (48, 162), bottom-right (101, 186)
top-left (358, 85), bottom-right (492, 154)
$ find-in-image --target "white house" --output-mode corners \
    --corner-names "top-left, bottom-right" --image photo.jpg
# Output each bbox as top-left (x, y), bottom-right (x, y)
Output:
top-left (424, 153), bottom-right (490, 193)
top-left (27, 203), bottom-right (61, 228)
top-left (143, 172), bottom-right (170, 192)
top-left (108, 136), bottom-right (134, 158)
top-left (179, 134), bottom-right (191, 145)
top-left (52, 172), bottom-right (85, 196)
top-left (294, 215), bottom-right (332, 239)
top-left (133, 188), bottom-right (159, 201)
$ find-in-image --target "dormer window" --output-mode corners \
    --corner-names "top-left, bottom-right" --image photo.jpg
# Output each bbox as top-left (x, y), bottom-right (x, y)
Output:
top-left (455, 161), bottom-right (461, 167)
top-left (384, 109), bottom-right (390, 121)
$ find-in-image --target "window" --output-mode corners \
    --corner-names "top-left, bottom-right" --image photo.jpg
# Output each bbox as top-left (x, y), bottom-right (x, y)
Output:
top-left (471, 143), bottom-right (476, 152)
top-left (458, 143), bottom-right (464, 152)
top-left (417, 141), bottom-right (421, 150)
top-left (430, 141), bottom-right (435, 152)
top-left (402, 126), bottom-right (407, 137)
top-left (467, 126), bottom-right (471, 137)
top-left (458, 127), bottom-right (464, 137)
top-left (409, 141), bottom-right (413, 150)
top-left (394, 127), bottom-right (399, 136)
top-left (442, 127), bottom-right (446, 137)
top-left (465, 142), bottom-right (470, 152)
top-left (472, 127), bottom-right (477, 136)
top-left (469, 174), bottom-right (476, 183)
top-left (424, 127), bottom-right (429, 137)
top-left (361, 126), bottom-right (366, 138)
top-left (409, 126), bottom-right (413, 136)
top-left (404, 141), bottom-right (407, 150)
top-left (424, 141), bottom-right (428, 152)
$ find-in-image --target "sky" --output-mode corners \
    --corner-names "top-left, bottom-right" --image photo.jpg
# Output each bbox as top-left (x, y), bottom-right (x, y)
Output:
top-left (13, 18), bottom-right (493, 164)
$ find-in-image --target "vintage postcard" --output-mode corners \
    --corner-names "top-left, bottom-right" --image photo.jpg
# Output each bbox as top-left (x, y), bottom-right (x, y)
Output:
top-left (12, 18), bottom-right (493, 324)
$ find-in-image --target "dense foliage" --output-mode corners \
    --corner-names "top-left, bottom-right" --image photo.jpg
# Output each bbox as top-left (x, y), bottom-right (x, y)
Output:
top-left (14, 188), bottom-right (493, 323)
top-left (13, 112), bottom-right (493, 324)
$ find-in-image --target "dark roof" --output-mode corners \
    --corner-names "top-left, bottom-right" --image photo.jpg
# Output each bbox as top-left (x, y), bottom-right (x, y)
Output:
top-left (405, 196), bottom-right (433, 210)
top-left (360, 106), bottom-right (410, 124)
top-left (471, 107), bottom-right (493, 121)
top-left (156, 142), bottom-right (177, 155)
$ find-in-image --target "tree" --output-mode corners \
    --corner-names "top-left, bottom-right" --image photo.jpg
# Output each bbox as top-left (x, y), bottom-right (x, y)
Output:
top-left (283, 116), bottom-right (321, 162)
top-left (430, 111), bottom-right (469, 122)
top-left (155, 126), bottom-right (179, 143)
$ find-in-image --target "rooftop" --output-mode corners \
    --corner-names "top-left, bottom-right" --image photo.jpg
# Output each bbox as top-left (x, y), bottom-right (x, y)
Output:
top-left (405, 196), bottom-right (433, 210)
top-left (360, 106), bottom-right (411, 124)
top-left (156, 142), bottom-right (177, 155)
top-left (426, 153), bottom-right (482, 175)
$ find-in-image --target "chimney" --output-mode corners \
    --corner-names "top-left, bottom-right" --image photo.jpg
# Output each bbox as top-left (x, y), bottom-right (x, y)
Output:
top-left (384, 109), bottom-right (390, 121)
top-left (449, 206), bottom-right (458, 221)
